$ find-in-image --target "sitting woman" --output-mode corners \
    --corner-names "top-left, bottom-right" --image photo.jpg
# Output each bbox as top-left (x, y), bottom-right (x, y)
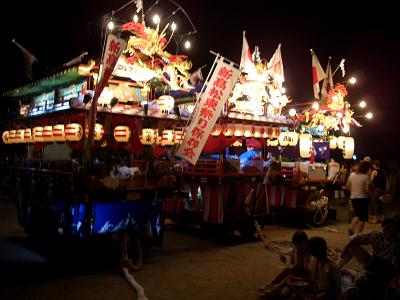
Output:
top-left (259, 230), bottom-right (310, 297)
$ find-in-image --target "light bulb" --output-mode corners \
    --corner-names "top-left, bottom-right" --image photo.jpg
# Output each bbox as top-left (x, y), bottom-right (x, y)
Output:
top-left (107, 21), bottom-right (114, 30)
top-left (184, 40), bottom-right (191, 49)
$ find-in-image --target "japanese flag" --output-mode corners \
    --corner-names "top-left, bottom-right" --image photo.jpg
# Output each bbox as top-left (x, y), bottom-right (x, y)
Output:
top-left (311, 51), bottom-right (326, 99)
top-left (240, 31), bottom-right (257, 78)
top-left (268, 43), bottom-right (284, 88)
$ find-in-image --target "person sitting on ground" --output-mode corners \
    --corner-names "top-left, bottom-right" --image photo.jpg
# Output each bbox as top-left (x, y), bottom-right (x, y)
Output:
top-left (288, 236), bottom-right (341, 300)
top-left (346, 160), bottom-right (371, 235)
top-left (337, 218), bottom-right (400, 273)
top-left (259, 230), bottom-right (311, 296)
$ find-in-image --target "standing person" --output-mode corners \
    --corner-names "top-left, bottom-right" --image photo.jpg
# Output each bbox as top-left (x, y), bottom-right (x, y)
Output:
top-left (346, 160), bottom-right (371, 235)
top-left (370, 159), bottom-right (388, 224)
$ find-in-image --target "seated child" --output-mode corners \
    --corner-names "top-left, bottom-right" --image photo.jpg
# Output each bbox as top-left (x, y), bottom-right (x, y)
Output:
top-left (288, 236), bottom-right (341, 300)
top-left (259, 230), bottom-right (310, 296)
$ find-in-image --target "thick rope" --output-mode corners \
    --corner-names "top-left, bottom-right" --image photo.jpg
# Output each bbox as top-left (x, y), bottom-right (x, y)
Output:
top-left (122, 267), bottom-right (148, 300)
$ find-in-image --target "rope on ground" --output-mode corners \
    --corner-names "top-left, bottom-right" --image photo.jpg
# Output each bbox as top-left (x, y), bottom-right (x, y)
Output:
top-left (122, 267), bottom-right (149, 300)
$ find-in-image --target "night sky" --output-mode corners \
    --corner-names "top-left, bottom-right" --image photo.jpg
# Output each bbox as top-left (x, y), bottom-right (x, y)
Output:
top-left (1, 1), bottom-right (399, 160)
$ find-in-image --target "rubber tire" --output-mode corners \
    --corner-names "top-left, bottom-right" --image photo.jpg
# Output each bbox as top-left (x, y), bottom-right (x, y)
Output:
top-left (121, 232), bottom-right (143, 272)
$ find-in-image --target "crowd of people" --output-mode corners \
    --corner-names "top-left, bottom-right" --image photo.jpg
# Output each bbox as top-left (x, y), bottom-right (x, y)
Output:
top-left (258, 158), bottom-right (400, 299)
top-left (259, 221), bottom-right (400, 299)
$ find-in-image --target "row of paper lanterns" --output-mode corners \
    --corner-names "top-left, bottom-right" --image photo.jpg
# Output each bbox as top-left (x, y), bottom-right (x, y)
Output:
top-left (2, 125), bottom-right (354, 159)
top-left (297, 133), bottom-right (354, 159)
top-left (210, 124), bottom-right (281, 138)
top-left (1, 124), bottom-right (181, 146)
top-left (2, 124), bottom-right (90, 144)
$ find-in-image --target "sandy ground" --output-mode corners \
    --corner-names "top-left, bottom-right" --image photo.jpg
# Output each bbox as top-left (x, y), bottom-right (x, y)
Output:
top-left (0, 200), bottom-right (396, 300)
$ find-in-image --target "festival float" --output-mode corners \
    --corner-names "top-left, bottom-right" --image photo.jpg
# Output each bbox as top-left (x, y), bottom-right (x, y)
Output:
top-left (0, 1), bottom-right (366, 265)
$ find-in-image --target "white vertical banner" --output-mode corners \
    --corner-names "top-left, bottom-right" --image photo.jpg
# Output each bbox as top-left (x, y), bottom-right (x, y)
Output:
top-left (177, 57), bottom-right (240, 165)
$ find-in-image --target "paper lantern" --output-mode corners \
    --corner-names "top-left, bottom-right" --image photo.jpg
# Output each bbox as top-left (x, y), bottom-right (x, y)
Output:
top-left (15, 129), bottom-right (25, 143)
top-left (337, 136), bottom-right (346, 150)
top-left (223, 123), bottom-right (235, 137)
top-left (343, 137), bottom-right (355, 159)
top-left (234, 124), bottom-right (244, 137)
top-left (85, 123), bottom-right (104, 141)
top-left (268, 139), bottom-right (279, 147)
top-left (114, 126), bottom-right (131, 143)
top-left (244, 125), bottom-right (254, 138)
top-left (253, 126), bottom-right (262, 139)
top-left (174, 130), bottom-right (184, 144)
top-left (53, 124), bottom-right (66, 142)
top-left (211, 124), bottom-right (222, 136)
top-left (262, 127), bottom-right (269, 139)
top-left (33, 127), bottom-right (44, 142)
top-left (271, 127), bottom-right (280, 138)
top-left (65, 123), bottom-right (83, 142)
top-left (161, 129), bottom-right (175, 146)
top-left (328, 136), bottom-right (337, 149)
top-left (2, 131), bottom-right (10, 144)
top-left (141, 128), bottom-right (156, 145)
top-left (278, 132), bottom-right (289, 146)
top-left (8, 129), bottom-right (16, 143)
top-left (42, 125), bottom-right (54, 142)
top-left (24, 128), bottom-right (34, 143)
top-left (288, 132), bottom-right (299, 146)
top-left (299, 133), bottom-right (313, 158)
top-left (156, 95), bottom-right (174, 113)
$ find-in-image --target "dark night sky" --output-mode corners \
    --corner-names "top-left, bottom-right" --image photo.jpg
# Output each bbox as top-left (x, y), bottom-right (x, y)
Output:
top-left (1, 1), bottom-right (399, 160)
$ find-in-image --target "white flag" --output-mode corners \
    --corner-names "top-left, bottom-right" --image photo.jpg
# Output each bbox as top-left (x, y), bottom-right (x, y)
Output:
top-left (190, 66), bottom-right (204, 84)
top-left (321, 60), bottom-right (334, 99)
top-left (311, 51), bottom-right (326, 99)
top-left (239, 31), bottom-right (256, 78)
top-left (134, 0), bottom-right (143, 12)
top-left (12, 39), bottom-right (38, 80)
top-left (339, 59), bottom-right (345, 77)
top-left (268, 43), bottom-right (284, 88)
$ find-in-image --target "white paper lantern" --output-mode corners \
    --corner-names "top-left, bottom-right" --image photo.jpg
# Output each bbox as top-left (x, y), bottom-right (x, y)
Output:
top-left (33, 127), bottom-right (44, 142)
top-left (174, 130), bottom-right (184, 144)
top-left (53, 124), bottom-right (66, 142)
top-left (223, 123), bottom-right (235, 137)
top-left (65, 123), bottom-right (83, 142)
top-left (262, 127), bottom-right (269, 139)
top-left (211, 124), bottom-right (222, 136)
top-left (278, 132), bottom-right (289, 146)
top-left (114, 126), bottom-right (131, 143)
top-left (24, 128), bottom-right (34, 143)
top-left (8, 129), bottom-right (16, 143)
top-left (288, 132), bottom-right (299, 146)
top-left (244, 125), bottom-right (254, 138)
top-left (254, 126), bottom-right (262, 139)
top-left (42, 125), bottom-right (54, 142)
top-left (268, 139), bottom-right (279, 147)
top-left (337, 136), bottom-right (346, 150)
top-left (328, 136), bottom-right (337, 149)
top-left (15, 129), bottom-right (25, 143)
top-left (343, 137), bottom-right (355, 159)
top-left (299, 133), bottom-right (313, 158)
top-left (85, 123), bottom-right (104, 141)
top-left (2, 131), bottom-right (10, 144)
top-left (161, 129), bottom-right (175, 146)
top-left (234, 124), bottom-right (244, 137)
top-left (141, 128), bottom-right (156, 145)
